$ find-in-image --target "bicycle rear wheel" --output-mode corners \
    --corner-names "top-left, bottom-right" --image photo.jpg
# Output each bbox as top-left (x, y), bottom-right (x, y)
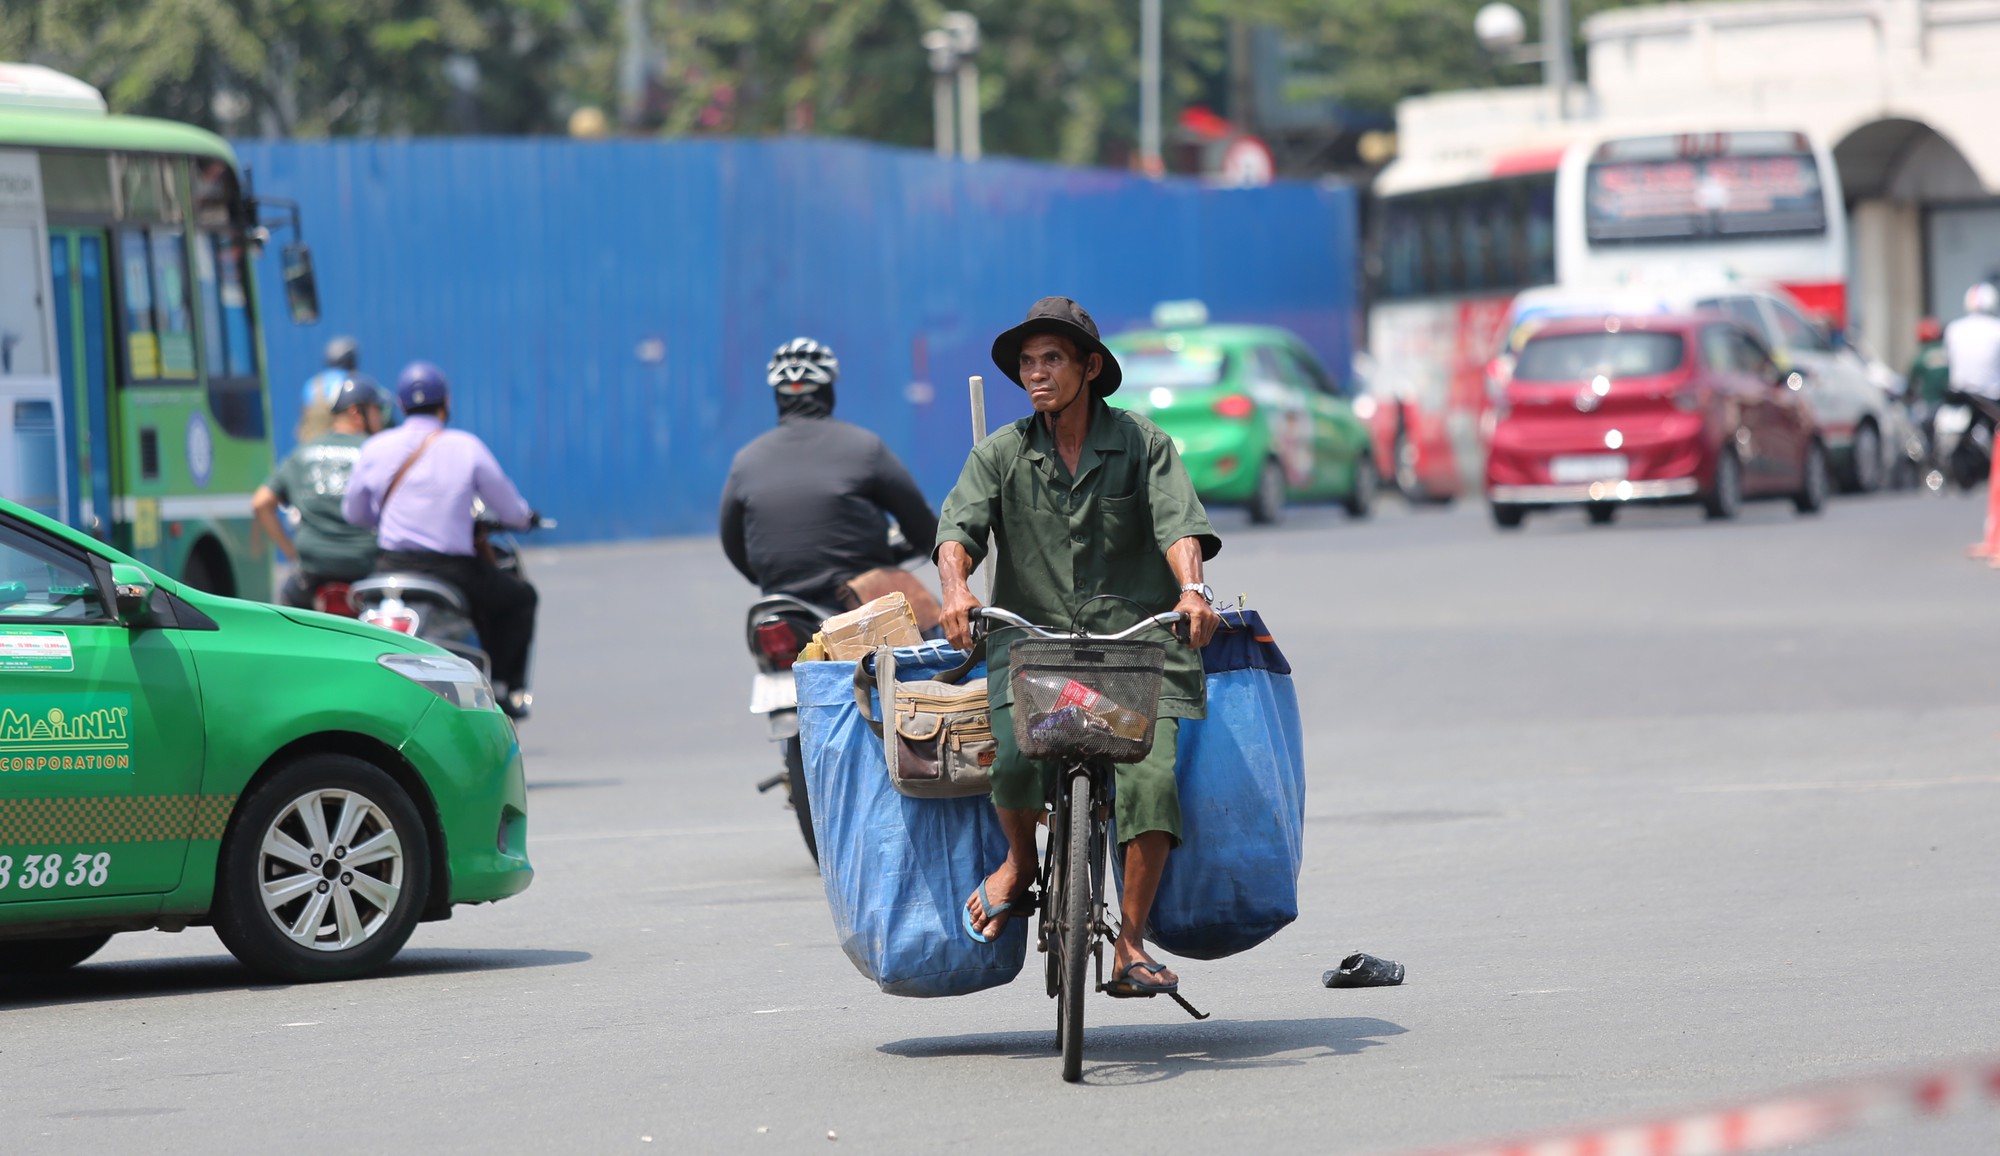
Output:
top-left (1058, 773), bottom-right (1093, 1083)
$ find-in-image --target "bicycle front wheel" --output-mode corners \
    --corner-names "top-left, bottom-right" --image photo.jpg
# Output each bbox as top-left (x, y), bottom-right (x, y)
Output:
top-left (1058, 773), bottom-right (1093, 1083)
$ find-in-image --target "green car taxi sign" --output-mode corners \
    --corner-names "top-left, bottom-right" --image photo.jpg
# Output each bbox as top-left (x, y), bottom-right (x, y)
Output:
top-left (0, 497), bottom-right (531, 983)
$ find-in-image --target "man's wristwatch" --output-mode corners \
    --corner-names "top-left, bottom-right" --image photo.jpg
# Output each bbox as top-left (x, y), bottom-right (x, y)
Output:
top-left (1180, 582), bottom-right (1216, 605)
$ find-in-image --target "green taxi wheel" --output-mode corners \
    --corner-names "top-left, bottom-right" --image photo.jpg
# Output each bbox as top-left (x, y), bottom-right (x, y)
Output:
top-left (1247, 459), bottom-right (1286, 525)
top-left (213, 755), bottom-right (433, 983)
top-left (0, 933), bottom-right (113, 975)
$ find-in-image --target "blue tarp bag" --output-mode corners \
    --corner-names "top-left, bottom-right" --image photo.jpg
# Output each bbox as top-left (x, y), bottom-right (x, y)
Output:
top-left (1121, 610), bottom-right (1306, 960)
top-left (796, 642), bottom-right (1027, 997)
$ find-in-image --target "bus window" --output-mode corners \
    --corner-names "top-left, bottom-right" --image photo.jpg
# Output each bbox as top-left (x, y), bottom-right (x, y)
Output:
top-left (196, 232), bottom-right (264, 438)
top-left (41, 153), bottom-right (115, 219)
top-left (1384, 202), bottom-right (1423, 299)
top-left (150, 231), bottom-right (196, 378)
top-left (119, 228), bottom-right (197, 383)
top-left (115, 156), bottom-right (182, 224)
top-left (1525, 181), bottom-right (1555, 284)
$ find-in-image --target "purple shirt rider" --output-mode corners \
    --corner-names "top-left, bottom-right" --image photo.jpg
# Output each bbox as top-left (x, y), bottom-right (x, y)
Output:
top-left (342, 414), bottom-right (532, 556)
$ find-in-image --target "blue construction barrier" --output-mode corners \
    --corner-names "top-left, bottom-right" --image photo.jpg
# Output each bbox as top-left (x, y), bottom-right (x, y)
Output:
top-left (236, 137), bottom-right (1359, 543)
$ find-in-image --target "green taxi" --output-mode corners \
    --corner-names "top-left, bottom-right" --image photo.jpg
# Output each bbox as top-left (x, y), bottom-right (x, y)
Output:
top-left (1106, 307), bottom-right (1377, 523)
top-left (0, 497), bottom-right (531, 983)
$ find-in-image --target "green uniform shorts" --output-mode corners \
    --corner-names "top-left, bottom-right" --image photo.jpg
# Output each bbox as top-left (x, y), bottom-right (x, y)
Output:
top-left (987, 704), bottom-right (1181, 847)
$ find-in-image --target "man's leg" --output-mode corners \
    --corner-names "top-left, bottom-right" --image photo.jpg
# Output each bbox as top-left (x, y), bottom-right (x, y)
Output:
top-left (1112, 719), bottom-right (1182, 986)
top-left (968, 702), bottom-right (1050, 939)
top-left (461, 565), bottom-right (539, 691)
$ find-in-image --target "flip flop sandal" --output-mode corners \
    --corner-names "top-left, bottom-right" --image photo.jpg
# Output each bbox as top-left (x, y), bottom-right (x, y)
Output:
top-left (960, 881), bottom-right (1034, 944)
top-left (1321, 952), bottom-right (1405, 988)
top-left (1104, 961), bottom-right (1180, 998)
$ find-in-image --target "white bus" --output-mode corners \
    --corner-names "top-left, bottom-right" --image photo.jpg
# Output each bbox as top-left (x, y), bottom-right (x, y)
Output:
top-left (1557, 128), bottom-right (1848, 328)
top-left (1367, 123), bottom-right (1854, 500)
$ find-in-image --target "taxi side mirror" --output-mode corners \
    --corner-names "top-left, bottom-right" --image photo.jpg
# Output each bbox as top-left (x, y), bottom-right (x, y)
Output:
top-left (109, 563), bottom-right (155, 625)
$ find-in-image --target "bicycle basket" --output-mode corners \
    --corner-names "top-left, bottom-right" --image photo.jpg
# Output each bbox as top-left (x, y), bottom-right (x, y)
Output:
top-left (1009, 638), bottom-right (1168, 763)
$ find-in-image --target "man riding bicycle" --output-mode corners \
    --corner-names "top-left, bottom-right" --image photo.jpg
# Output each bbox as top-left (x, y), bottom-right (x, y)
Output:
top-left (935, 296), bottom-right (1221, 999)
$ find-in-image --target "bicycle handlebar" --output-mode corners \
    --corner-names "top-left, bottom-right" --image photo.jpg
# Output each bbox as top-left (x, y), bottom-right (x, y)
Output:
top-left (974, 606), bottom-right (1184, 642)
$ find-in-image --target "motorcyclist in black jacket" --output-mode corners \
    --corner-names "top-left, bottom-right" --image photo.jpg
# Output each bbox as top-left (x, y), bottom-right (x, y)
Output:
top-left (719, 338), bottom-right (939, 609)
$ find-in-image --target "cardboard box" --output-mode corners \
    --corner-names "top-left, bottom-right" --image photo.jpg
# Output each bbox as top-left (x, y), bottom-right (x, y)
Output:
top-left (820, 592), bottom-right (923, 660)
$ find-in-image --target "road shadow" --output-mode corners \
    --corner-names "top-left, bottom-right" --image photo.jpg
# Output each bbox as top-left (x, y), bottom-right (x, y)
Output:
top-left (0, 946), bottom-right (591, 1010)
top-left (878, 1015), bottom-right (1405, 1086)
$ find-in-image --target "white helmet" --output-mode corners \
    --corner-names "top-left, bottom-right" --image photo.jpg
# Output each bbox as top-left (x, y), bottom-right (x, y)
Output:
top-left (766, 337), bottom-right (839, 394)
top-left (1965, 282), bottom-right (1999, 317)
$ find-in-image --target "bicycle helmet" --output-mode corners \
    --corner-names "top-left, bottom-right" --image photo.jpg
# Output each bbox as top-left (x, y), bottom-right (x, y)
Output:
top-left (396, 361), bottom-right (451, 412)
top-left (1965, 283), bottom-right (1999, 317)
top-left (766, 337), bottom-right (839, 395)
top-left (328, 372), bottom-right (386, 415)
top-left (324, 335), bottom-right (359, 370)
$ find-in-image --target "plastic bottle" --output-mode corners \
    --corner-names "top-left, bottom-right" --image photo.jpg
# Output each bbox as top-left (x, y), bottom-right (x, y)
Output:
top-left (1020, 674), bottom-right (1149, 741)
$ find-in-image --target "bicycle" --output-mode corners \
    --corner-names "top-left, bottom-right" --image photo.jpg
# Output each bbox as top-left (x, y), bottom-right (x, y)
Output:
top-left (975, 606), bottom-right (1210, 1084)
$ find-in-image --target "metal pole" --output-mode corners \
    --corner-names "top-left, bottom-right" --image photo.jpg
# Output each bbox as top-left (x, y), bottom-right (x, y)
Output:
top-left (956, 62), bottom-right (981, 162)
top-left (617, 0), bottom-right (647, 128)
top-left (923, 28), bottom-right (956, 158)
top-left (1542, 0), bottom-right (1572, 117)
top-left (933, 74), bottom-right (955, 157)
top-left (969, 376), bottom-right (994, 600)
top-left (1140, 0), bottom-right (1163, 176)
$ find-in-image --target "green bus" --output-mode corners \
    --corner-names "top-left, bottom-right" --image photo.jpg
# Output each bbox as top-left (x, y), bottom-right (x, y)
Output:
top-left (0, 63), bottom-right (317, 601)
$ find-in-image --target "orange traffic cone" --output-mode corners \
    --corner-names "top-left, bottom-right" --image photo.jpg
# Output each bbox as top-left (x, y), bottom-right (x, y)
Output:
top-left (1971, 450), bottom-right (2000, 562)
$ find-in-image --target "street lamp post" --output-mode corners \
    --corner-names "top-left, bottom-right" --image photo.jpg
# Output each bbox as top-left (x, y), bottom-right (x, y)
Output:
top-left (944, 13), bottom-right (981, 162)
top-left (1475, 0), bottom-right (1575, 118)
top-left (923, 13), bottom-right (982, 161)
top-left (1139, 0), bottom-right (1163, 176)
top-left (923, 28), bottom-right (956, 157)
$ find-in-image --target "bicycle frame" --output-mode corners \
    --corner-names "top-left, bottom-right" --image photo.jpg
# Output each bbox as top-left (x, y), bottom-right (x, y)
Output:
top-left (974, 606), bottom-right (1208, 1083)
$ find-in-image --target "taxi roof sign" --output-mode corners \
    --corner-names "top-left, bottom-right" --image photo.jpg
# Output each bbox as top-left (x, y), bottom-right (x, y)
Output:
top-left (0, 64), bottom-right (108, 114)
top-left (1151, 300), bottom-right (1210, 329)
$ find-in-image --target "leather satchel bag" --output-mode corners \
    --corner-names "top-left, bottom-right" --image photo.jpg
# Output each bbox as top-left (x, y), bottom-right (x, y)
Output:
top-left (853, 644), bottom-right (994, 799)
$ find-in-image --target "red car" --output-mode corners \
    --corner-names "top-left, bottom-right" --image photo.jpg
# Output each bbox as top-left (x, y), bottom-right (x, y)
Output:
top-left (1485, 314), bottom-right (1829, 528)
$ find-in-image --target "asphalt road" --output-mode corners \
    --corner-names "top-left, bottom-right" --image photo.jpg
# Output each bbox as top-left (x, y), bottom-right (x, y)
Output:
top-left (6, 489), bottom-right (2000, 1154)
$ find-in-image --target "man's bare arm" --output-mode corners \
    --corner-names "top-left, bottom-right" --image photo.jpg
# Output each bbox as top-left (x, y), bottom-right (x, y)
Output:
top-left (937, 540), bottom-right (982, 650)
top-left (251, 486), bottom-right (295, 562)
top-left (1166, 536), bottom-right (1220, 647)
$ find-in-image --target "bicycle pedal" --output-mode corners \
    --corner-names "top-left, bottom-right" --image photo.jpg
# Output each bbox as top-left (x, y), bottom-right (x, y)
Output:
top-left (1168, 992), bottom-right (1211, 1021)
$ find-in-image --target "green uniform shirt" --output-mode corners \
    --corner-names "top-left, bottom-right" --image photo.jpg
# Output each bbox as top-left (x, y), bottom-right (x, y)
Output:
top-left (1909, 340), bottom-right (1950, 406)
top-left (265, 432), bottom-right (378, 580)
top-left (936, 398), bottom-right (1221, 720)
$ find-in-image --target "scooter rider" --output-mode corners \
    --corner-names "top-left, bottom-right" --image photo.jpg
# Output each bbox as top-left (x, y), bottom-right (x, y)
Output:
top-left (719, 338), bottom-right (939, 610)
top-left (253, 374), bottom-right (389, 609)
top-left (343, 362), bottom-right (540, 717)
top-left (297, 336), bottom-right (362, 443)
top-left (1945, 283), bottom-right (2000, 422)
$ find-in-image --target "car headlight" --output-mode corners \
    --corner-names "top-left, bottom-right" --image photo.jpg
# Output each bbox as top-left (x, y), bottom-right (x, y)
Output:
top-left (378, 653), bottom-right (497, 711)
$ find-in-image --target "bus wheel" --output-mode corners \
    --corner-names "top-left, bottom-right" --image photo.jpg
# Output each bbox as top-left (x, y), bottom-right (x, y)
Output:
top-left (182, 538), bottom-right (235, 597)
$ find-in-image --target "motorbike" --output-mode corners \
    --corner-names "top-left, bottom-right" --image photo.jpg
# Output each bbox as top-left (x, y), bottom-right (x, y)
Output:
top-left (1926, 399), bottom-right (1993, 493)
top-left (351, 512), bottom-right (551, 720)
top-left (745, 593), bottom-right (836, 863)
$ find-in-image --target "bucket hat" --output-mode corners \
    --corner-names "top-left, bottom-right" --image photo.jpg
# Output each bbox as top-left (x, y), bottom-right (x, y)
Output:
top-left (990, 296), bottom-right (1123, 397)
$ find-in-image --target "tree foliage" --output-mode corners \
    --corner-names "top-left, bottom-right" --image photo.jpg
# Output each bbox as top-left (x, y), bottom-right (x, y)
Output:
top-left (4, 0), bottom-right (1642, 158)
top-left (2, 0), bottom-right (613, 136)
